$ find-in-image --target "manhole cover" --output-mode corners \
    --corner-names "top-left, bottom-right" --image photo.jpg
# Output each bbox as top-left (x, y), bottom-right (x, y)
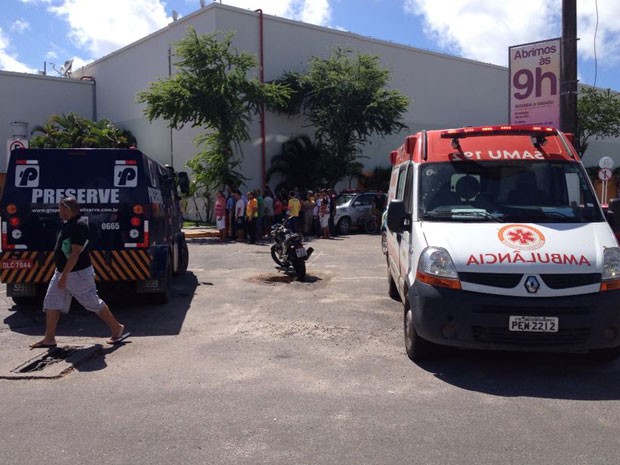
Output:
top-left (1, 344), bottom-right (101, 380)
top-left (12, 346), bottom-right (81, 374)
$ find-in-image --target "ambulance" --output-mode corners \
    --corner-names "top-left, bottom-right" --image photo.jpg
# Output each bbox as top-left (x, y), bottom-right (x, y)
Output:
top-left (0, 148), bottom-right (190, 305)
top-left (385, 125), bottom-right (620, 361)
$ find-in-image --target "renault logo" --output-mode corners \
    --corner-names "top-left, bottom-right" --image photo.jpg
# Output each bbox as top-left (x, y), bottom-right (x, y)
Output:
top-left (524, 276), bottom-right (540, 294)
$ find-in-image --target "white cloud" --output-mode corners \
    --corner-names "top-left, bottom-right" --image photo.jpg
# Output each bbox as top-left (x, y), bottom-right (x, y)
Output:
top-left (403, 0), bottom-right (560, 66)
top-left (11, 19), bottom-right (31, 33)
top-left (0, 27), bottom-right (35, 73)
top-left (47, 0), bottom-right (170, 59)
top-left (403, 0), bottom-right (620, 69)
top-left (220, 0), bottom-right (331, 26)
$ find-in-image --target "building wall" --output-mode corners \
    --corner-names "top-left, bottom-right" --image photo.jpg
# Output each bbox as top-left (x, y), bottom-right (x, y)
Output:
top-left (0, 70), bottom-right (94, 170)
top-left (1, 3), bottom-right (616, 198)
top-left (73, 3), bottom-right (511, 187)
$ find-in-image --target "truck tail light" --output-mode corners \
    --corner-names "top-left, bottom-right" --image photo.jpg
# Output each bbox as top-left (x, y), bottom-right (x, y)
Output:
top-left (9, 217), bottom-right (20, 227)
top-left (6, 204), bottom-right (17, 215)
top-left (131, 217), bottom-right (142, 227)
top-left (132, 204), bottom-right (144, 215)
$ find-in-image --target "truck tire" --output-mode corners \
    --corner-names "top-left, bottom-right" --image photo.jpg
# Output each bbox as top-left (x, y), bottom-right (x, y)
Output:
top-left (404, 300), bottom-right (436, 362)
top-left (148, 253), bottom-right (172, 304)
top-left (173, 234), bottom-right (189, 276)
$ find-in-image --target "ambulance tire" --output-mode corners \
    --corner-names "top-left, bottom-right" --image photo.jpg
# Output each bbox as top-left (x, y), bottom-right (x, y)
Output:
top-left (404, 301), bottom-right (436, 362)
top-left (387, 267), bottom-right (399, 301)
top-left (173, 235), bottom-right (189, 276)
top-left (588, 346), bottom-right (620, 362)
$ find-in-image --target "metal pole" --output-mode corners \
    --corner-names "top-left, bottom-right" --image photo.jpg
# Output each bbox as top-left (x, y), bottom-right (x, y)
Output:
top-left (560, 0), bottom-right (578, 137)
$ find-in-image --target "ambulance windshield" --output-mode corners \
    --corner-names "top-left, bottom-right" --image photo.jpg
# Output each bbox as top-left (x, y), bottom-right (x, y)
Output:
top-left (419, 160), bottom-right (604, 223)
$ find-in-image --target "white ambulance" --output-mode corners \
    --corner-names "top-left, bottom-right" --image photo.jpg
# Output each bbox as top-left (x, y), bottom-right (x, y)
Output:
top-left (385, 125), bottom-right (620, 361)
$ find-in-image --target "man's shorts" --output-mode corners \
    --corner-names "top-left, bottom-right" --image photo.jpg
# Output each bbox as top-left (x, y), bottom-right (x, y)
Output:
top-left (43, 266), bottom-right (105, 313)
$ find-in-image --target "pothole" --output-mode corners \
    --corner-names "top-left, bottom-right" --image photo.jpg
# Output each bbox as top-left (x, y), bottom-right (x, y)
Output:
top-left (248, 273), bottom-right (325, 285)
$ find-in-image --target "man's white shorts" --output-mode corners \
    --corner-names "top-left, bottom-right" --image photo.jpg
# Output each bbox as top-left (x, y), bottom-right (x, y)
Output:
top-left (43, 265), bottom-right (105, 313)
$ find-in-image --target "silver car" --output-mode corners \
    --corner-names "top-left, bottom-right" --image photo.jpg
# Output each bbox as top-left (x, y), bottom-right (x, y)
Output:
top-left (334, 192), bottom-right (386, 234)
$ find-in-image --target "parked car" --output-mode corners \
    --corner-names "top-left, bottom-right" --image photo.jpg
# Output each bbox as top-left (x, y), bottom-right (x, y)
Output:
top-left (334, 191), bottom-right (387, 235)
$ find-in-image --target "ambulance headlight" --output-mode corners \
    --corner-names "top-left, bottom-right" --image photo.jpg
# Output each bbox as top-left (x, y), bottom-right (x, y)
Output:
top-left (418, 247), bottom-right (458, 278)
top-left (602, 247), bottom-right (620, 280)
top-left (416, 247), bottom-right (461, 289)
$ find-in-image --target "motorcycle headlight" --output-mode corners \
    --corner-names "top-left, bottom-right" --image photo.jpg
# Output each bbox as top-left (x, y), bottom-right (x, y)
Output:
top-left (416, 247), bottom-right (461, 289)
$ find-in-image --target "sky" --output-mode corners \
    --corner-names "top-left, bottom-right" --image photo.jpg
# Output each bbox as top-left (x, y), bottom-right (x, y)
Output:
top-left (1, 0), bottom-right (620, 91)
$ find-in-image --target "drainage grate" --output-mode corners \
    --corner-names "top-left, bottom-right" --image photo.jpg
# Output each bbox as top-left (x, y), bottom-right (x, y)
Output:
top-left (12, 346), bottom-right (81, 374)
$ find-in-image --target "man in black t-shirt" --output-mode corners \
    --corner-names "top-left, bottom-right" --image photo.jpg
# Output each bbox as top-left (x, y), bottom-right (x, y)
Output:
top-left (30, 197), bottom-right (128, 348)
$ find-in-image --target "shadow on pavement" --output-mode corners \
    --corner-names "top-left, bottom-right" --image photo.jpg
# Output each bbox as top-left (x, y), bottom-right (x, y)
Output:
top-left (3, 272), bottom-right (199, 340)
top-left (415, 348), bottom-right (620, 401)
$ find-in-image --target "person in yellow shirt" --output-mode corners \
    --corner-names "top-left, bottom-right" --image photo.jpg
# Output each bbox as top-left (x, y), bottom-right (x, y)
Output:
top-left (287, 191), bottom-right (301, 233)
top-left (246, 191), bottom-right (258, 244)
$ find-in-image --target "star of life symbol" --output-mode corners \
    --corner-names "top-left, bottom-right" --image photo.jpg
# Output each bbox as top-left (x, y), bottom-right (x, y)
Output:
top-left (498, 224), bottom-right (545, 250)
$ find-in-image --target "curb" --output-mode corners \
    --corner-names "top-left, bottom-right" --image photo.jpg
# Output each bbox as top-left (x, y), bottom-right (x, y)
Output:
top-left (183, 229), bottom-right (220, 238)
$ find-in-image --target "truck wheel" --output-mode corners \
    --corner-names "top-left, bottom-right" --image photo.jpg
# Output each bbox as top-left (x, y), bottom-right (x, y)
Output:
top-left (337, 217), bottom-right (351, 235)
top-left (149, 256), bottom-right (172, 304)
top-left (173, 235), bottom-right (189, 276)
top-left (404, 301), bottom-right (435, 362)
top-left (11, 296), bottom-right (39, 307)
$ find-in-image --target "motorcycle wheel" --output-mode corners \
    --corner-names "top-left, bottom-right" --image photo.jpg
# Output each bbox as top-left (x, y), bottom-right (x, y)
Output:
top-left (293, 257), bottom-right (306, 281)
top-left (270, 244), bottom-right (286, 267)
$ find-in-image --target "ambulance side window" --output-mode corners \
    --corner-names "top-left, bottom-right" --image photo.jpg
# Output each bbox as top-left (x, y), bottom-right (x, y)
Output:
top-left (403, 166), bottom-right (413, 214)
top-left (395, 165), bottom-right (407, 201)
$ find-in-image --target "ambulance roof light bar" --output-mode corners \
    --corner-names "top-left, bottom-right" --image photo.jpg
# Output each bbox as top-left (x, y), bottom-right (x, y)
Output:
top-left (440, 125), bottom-right (558, 139)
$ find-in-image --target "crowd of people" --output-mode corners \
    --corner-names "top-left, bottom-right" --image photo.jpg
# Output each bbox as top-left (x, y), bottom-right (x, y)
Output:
top-left (212, 187), bottom-right (339, 243)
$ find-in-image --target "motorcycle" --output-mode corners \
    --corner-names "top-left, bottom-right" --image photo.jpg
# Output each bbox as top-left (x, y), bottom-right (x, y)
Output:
top-left (269, 218), bottom-right (314, 281)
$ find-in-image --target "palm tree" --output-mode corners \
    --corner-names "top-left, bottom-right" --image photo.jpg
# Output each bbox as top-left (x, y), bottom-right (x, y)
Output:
top-left (266, 135), bottom-right (324, 192)
top-left (30, 113), bottom-right (136, 148)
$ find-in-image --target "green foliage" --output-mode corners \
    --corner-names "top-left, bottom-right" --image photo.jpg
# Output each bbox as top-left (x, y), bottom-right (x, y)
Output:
top-left (30, 113), bottom-right (137, 148)
top-left (137, 27), bottom-right (291, 192)
top-left (357, 165), bottom-right (392, 192)
top-left (577, 86), bottom-right (620, 157)
top-left (276, 48), bottom-right (409, 187)
top-left (267, 135), bottom-right (324, 191)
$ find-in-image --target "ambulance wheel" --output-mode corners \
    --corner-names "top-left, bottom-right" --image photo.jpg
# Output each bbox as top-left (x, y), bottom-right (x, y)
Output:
top-left (387, 267), bottom-right (399, 301)
top-left (588, 346), bottom-right (620, 362)
top-left (173, 235), bottom-right (189, 276)
top-left (404, 301), bottom-right (435, 362)
top-left (337, 217), bottom-right (351, 235)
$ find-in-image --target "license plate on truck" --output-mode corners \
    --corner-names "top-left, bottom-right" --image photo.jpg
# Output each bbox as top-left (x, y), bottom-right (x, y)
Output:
top-left (509, 316), bottom-right (559, 333)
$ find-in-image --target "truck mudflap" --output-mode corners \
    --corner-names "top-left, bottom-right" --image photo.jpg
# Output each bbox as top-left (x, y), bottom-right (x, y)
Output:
top-left (0, 250), bottom-right (152, 284)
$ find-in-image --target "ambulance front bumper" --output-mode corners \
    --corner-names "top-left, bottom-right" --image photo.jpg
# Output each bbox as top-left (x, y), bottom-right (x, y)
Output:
top-left (409, 282), bottom-right (620, 353)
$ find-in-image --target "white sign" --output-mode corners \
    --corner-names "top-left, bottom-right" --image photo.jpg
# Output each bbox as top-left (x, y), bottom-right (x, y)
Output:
top-left (599, 168), bottom-right (613, 182)
top-left (5, 137), bottom-right (28, 173)
top-left (509, 38), bottom-right (561, 128)
top-left (599, 156), bottom-right (614, 169)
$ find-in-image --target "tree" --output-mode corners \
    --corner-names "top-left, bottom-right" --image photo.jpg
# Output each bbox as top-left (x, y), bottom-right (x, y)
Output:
top-left (276, 48), bottom-right (409, 187)
top-left (266, 135), bottom-right (324, 192)
top-left (577, 86), bottom-right (620, 157)
top-left (30, 113), bottom-right (136, 148)
top-left (137, 27), bottom-right (291, 193)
